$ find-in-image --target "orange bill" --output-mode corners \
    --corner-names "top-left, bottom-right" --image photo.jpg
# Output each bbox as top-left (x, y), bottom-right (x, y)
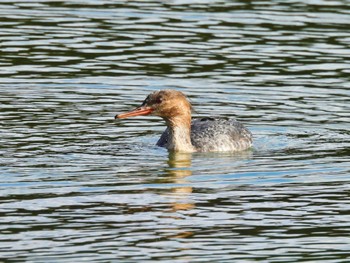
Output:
top-left (115, 107), bottom-right (153, 119)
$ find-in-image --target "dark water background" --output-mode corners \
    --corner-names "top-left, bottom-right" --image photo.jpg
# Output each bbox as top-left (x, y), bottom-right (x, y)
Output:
top-left (1, 0), bottom-right (350, 261)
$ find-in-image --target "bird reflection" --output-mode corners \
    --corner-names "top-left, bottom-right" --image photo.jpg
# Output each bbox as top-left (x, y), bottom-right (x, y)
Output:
top-left (163, 152), bottom-right (195, 240)
top-left (162, 151), bottom-right (253, 241)
top-left (166, 152), bottom-right (195, 211)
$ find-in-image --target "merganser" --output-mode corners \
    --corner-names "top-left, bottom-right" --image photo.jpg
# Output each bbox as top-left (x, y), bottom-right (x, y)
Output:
top-left (116, 89), bottom-right (252, 152)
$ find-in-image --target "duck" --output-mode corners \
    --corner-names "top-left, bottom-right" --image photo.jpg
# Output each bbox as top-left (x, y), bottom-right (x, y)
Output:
top-left (115, 89), bottom-right (252, 152)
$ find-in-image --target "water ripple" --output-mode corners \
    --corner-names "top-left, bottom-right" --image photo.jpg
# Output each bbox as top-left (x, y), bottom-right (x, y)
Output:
top-left (1, 0), bottom-right (350, 261)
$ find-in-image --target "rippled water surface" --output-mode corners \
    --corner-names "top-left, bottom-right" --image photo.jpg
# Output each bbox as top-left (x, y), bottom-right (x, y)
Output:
top-left (1, 0), bottom-right (350, 261)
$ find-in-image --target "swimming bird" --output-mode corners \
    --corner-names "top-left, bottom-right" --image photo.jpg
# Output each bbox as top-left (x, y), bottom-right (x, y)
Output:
top-left (116, 89), bottom-right (252, 152)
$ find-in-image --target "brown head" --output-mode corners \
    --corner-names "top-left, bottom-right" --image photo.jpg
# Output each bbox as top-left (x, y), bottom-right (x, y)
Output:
top-left (116, 90), bottom-right (192, 125)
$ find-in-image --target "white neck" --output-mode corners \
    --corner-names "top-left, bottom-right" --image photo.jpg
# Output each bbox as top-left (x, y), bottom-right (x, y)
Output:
top-left (168, 125), bottom-right (195, 152)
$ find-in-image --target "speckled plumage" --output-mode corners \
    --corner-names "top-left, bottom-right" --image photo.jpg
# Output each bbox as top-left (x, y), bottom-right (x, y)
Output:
top-left (157, 117), bottom-right (253, 152)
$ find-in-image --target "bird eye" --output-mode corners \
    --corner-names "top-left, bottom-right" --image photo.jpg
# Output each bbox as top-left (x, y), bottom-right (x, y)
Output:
top-left (155, 97), bottom-right (163, 104)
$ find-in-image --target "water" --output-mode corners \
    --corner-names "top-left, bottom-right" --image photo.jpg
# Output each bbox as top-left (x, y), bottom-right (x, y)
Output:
top-left (1, 0), bottom-right (350, 261)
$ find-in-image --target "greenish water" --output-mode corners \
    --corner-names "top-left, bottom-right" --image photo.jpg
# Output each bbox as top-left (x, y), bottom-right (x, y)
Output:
top-left (1, 0), bottom-right (350, 262)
